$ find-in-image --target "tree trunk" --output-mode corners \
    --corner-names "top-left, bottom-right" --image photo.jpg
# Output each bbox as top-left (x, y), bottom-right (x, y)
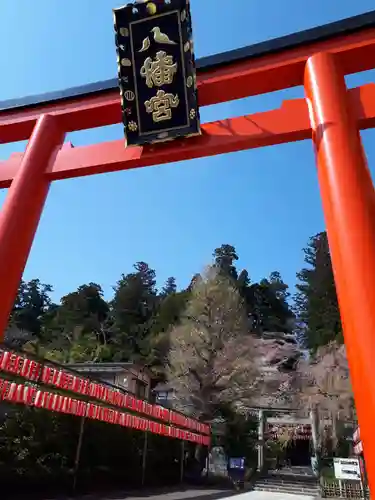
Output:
top-left (331, 410), bottom-right (338, 454)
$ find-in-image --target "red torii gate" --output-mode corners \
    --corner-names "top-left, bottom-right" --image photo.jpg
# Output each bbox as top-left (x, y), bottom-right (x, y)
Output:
top-left (1, 8), bottom-right (375, 488)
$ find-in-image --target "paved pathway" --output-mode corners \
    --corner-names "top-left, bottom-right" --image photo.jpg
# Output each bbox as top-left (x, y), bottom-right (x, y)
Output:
top-left (228, 493), bottom-right (317, 500)
top-left (91, 489), bottom-right (318, 500)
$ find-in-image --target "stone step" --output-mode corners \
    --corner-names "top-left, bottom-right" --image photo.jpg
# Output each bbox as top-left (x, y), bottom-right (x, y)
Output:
top-left (253, 474), bottom-right (320, 497)
top-left (254, 484), bottom-right (320, 497)
top-left (257, 480), bottom-right (318, 488)
top-left (253, 487), bottom-right (320, 498)
top-left (255, 481), bottom-right (319, 490)
top-left (265, 473), bottom-right (317, 480)
top-left (259, 477), bottom-right (317, 485)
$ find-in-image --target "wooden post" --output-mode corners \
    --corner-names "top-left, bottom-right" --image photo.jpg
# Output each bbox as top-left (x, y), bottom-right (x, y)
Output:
top-left (73, 416), bottom-right (86, 493)
top-left (258, 410), bottom-right (265, 471)
top-left (305, 51), bottom-right (375, 493)
top-left (141, 431), bottom-right (148, 487)
top-left (310, 407), bottom-right (319, 476)
top-left (180, 440), bottom-right (185, 483)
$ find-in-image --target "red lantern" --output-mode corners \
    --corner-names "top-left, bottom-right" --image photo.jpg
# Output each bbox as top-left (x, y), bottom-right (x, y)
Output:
top-left (6, 382), bottom-right (17, 402)
top-left (34, 390), bottom-right (43, 408)
top-left (78, 401), bottom-right (88, 417)
top-left (60, 396), bottom-right (68, 413)
top-left (151, 406), bottom-right (157, 419)
top-left (106, 389), bottom-right (114, 405)
top-left (119, 413), bottom-right (126, 426)
top-left (61, 372), bottom-right (71, 390)
top-left (28, 360), bottom-right (41, 381)
top-left (20, 358), bottom-right (32, 379)
top-left (77, 380), bottom-right (85, 395)
top-left (51, 394), bottom-right (61, 411)
top-left (87, 382), bottom-right (95, 398)
top-left (65, 397), bottom-right (73, 414)
top-left (41, 366), bottom-right (52, 385)
top-left (0, 351), bottom-right (9, 371)
top-left (79, 378), bottom-right (87, 394)
top-left (98, 406), bottom-right (106, 421)
top-left (112, 391), bottom-right (120, 406)
top-left (23, 386), bottom-right (36, 406)
top-left (98, 385), bottom-right (105, 401)
top-left (113, 410), bottom-right (120, 425)
top-left (96, 384), bottom-right (102, 400)
top-left (53, 370), bottom-right (62, 387)
top-left (64, 372), bottom-right (73, 390)
top-left (116, 392), bottom-right (124, 407)
top-left (4, 355), bottom-right (21, 376)
top-left (42, 392), bottom-right (51, 410)
top-left (86, 403), bottom-right (94, 419)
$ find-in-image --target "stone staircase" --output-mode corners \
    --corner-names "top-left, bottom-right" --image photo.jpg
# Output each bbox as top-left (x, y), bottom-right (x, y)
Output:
top-left (252, 466), bottom-right (320, 497)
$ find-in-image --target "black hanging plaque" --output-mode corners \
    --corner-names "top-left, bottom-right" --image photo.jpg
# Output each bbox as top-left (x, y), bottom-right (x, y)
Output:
top-left (113, 0), bottom-right (201, 146)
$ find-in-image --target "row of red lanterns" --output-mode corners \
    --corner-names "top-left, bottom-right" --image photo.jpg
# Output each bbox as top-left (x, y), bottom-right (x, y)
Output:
top-left (0, 377), bottom-right (211, 446)
top-left (0, 349), bottom-right (210, 436)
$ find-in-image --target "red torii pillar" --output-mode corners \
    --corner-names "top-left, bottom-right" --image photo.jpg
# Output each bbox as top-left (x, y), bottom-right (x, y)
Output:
top-left (305, 52), bottom-right (375, 489)
top-left (0, 114), bottom-right (65, 334)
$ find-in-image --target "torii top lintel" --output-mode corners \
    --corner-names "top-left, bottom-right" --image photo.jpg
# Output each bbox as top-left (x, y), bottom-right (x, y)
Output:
top-left (0, 9), bottom-right (375, 145)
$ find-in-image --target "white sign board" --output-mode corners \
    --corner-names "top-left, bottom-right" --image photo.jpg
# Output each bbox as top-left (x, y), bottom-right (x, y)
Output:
top-left (334, 457), bottom-right (361, 481)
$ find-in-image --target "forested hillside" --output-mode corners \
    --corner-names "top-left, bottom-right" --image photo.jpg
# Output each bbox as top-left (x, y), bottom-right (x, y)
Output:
top-left (5, 234), bottom-right (343, 381)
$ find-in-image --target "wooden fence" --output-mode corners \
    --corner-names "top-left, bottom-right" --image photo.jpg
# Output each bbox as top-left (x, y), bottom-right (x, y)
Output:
top-left (321, 479), bottom-right (370, 498)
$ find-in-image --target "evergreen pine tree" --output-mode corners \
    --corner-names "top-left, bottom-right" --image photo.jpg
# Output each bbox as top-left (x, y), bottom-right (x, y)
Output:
top-left (294, 232), bottom-right (342, 351)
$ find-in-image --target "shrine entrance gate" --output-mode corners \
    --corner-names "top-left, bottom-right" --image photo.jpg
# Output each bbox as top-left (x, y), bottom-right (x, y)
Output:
top-left (1, 8), bottom-right (375, 491)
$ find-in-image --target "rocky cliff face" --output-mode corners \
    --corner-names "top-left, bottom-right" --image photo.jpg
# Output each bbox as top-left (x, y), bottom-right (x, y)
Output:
top-left (253, 331), bottom-right (303, 410)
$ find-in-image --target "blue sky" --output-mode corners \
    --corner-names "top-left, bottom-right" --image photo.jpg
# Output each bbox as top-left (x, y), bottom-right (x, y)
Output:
top-left (0, 0), bottom-right (374, 301)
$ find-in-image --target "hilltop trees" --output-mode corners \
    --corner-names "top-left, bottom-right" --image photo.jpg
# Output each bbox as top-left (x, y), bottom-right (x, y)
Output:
top-left (213, 244), bottom-right (239, 280)
top-left (4, 237), bottom-right (345, 408)
top-left (294, 232), bottom-right (342, 351)
top-left (109, 262), bottom-right (158, 362)
top-left (6, 279), bottom-right (54, 348)
top-left (212, 244), bottom-right (294, 335)
top-left (3, 243), bottom-right (297, 391)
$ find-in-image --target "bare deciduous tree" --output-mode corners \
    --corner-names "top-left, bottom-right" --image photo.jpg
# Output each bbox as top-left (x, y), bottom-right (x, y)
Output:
top-left (168, 267), bottom-right (260, 419)
top-left (251, 332), bottom-right (303, 409)
top-left (297, 341), bottom-right (354, 449)
top-left (3, 324), bottom-right (32, 349)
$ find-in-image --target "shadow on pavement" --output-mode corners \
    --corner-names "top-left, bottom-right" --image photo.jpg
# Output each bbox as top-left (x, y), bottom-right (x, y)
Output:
top-left (63, 485), bottom-right (240, 500)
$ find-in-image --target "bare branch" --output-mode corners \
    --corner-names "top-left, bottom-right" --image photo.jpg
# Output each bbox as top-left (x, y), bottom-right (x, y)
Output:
top-left (168, 266), bottom-right (260, 418)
